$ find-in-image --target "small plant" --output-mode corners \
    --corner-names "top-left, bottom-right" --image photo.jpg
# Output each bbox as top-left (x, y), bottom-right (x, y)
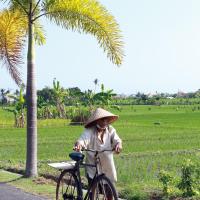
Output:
top-left (158, 170), bottom-right (173, 196)
top-left (177, 159), bottom-right (196, 197)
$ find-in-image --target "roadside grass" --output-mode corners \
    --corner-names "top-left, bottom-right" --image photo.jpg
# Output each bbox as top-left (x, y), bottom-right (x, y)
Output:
top-left (0, 170), bottom-right (55, 199)
top-left (0, 105), bottom-right (200, 199)
top-left (0, 169), bottom-right (22, 182)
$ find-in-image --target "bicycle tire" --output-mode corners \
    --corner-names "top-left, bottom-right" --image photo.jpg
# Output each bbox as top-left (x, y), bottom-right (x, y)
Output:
top-left (89, 175), bottom-right (118, 200)
top-left (56, 169), bottom-right (82, 200)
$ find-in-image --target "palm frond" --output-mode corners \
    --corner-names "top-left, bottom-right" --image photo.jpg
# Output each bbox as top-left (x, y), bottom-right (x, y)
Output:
top-left (42, 0), bottom-right (124, 65)
top-left (34, 21), bottom-right (46, 45)
top-left (9, 0), bottom-right (32, 14)
top-left (0, 9), bottom-right (26, 85)
top-left (9, 0), bottom-right (46, 45)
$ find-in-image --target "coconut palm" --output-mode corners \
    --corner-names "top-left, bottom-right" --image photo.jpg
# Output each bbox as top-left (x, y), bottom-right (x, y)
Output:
top-left (0, 0), bottom-right (124, 177)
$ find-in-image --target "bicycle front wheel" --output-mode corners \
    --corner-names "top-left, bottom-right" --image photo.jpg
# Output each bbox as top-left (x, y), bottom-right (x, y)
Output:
top-left (90, 175), bottom-right (118, 200)
top-left (56, 170), bottom-right (81, 200)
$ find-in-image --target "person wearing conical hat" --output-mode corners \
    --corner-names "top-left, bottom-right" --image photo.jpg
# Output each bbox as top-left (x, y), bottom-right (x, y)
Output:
top-left (74, 108), bottom-right (122, 185)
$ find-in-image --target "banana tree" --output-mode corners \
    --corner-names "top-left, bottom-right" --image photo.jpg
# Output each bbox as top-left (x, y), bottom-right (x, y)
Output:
top-left (4, 87), bottom-right (26, 127)
top-left (0, 0), bottom-right (124, 177)
top-left (52, 78), bottom-right (68, 118)
top-left (93, 83), bottom-right (117, 108)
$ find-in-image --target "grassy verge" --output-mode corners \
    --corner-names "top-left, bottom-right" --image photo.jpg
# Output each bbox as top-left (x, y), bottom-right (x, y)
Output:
top-left (0, 170), bottom-right (56, 199)
top-left (0, 169), bottom-right (157, 200)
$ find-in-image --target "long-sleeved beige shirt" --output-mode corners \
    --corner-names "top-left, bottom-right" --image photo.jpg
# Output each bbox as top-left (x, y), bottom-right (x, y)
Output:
top-left (77, 125), bottom-right (122, 182)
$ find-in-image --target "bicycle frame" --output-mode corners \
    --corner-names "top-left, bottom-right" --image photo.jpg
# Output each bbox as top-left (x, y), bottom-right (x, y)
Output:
top-left (69, 150), bottom-right (110, 200)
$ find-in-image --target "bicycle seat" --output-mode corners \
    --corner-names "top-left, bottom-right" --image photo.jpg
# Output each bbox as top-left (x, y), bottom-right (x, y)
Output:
top-left (69, 152), bottom-right (85, 162)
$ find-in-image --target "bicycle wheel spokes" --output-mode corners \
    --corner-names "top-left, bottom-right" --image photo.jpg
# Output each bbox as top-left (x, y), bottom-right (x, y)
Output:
top-left (91, 176), bottom-right (118, 200)
top-left (56, 170), bottom-right (80, 200)
top-left (61, 174), bottom-right (75, 199)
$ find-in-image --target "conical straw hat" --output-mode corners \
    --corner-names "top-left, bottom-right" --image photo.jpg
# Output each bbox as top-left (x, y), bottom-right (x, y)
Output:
top-left (85, 108), bottom-right (118, 128)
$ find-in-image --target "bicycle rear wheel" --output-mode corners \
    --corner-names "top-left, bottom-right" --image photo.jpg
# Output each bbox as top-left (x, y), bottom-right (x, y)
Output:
top-left (56, 170), bottom-right (81, 200)
top-left (90, 175), bottom-right (118, 200)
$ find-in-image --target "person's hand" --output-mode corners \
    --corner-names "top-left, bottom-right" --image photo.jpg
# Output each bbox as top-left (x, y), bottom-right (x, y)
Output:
top-left (73, 142), bottom-right (82, 152)
top-left (114, 143), bottom-right (122, 154)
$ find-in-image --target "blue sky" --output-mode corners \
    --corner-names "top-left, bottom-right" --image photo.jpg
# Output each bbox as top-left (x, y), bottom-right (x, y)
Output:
top-left (1, 0), bottom-right (200, 95)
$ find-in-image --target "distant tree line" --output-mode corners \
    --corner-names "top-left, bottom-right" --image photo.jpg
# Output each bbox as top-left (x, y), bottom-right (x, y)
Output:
top-left (1, 85), bottom-right (200, 109)
top-left (113, 90), bottom-right (200, 105)
top-left (0, 79), bottom-right (119, 125)
top-left (1, 82), bottom-right (200, 127)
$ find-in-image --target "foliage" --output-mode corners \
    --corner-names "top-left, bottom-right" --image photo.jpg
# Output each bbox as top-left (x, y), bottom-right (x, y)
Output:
top-left (158, 170), bottom-right (173, 196)
top-left (177, 159), bottom-right (199, 197)
top-left (52, 79), bottom-right (68, 118)
top-left (0, 9), bottom-right (26, 85)
top-left (158, 159), bottom-right (200, 198)
top-left (0, 0), bottom-right (124, 177)
top-left (93, 83), bottom-right (117, 107)
top-left (36, 81), bottom-right (120, 121)
top-left (67, 106), bottom-right (90, 125)
top-left (0, 89), bottom-right (11, 105)
top-left (81, 84), bottom-right (118, 111)
top-left (37, 103), bottom-right (53, 119)
top-left (66, 87), bottom-right (83, 106)
top-left (3, 87), bottom-right (25, 127)
top-left (81, 89), bottom-right (95, 110)
top-left (1, 105), bottom-right (200, 198)
top-left (37, 87), bottom-right (55, 105)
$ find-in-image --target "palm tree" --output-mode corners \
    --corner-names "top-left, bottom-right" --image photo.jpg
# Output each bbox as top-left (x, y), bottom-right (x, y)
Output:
top-left (93, 78), bottom-right (99, 93)
top-left (0, 0), bottom-right (124, 177)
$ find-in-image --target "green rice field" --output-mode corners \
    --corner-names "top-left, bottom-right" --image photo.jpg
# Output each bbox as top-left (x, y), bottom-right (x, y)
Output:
top-left (0, 105), bottom-right (200, 198)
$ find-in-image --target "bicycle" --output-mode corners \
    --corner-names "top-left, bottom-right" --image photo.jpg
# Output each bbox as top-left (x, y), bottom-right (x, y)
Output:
top-left (55, 149), bottom-right (118, 200)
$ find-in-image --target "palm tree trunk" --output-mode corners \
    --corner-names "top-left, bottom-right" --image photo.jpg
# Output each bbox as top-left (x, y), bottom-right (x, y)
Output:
top-left (25, 7), bottom-right (38, 177)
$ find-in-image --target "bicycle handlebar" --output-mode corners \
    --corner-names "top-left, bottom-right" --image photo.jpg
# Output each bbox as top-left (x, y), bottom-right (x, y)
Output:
top-left (73, 146), bottom-right (114, 153)
top-left (82, 148), bottom-right (114, 153)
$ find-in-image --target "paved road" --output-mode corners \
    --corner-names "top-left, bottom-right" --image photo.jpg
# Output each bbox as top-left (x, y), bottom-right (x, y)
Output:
top-left (0, 183), bottom-right (50, 200)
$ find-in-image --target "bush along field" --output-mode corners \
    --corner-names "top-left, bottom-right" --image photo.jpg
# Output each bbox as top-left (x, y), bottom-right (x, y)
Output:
top-left (0, 105), bottom-right (200, 199)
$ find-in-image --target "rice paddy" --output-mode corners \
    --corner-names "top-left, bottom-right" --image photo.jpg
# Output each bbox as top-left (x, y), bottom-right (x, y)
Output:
top-left (0, 105), bottom-right (200, 198)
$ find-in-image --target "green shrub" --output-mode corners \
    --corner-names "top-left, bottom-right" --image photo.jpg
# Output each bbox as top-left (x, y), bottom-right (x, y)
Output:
top-left (177, 159), bottom-right (196, 197)
top-left (158, 170), bottom-right (173, 196)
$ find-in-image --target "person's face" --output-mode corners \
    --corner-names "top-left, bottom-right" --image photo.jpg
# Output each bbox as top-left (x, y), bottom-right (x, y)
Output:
top-left (96, 117), bottom-right (109, 129)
